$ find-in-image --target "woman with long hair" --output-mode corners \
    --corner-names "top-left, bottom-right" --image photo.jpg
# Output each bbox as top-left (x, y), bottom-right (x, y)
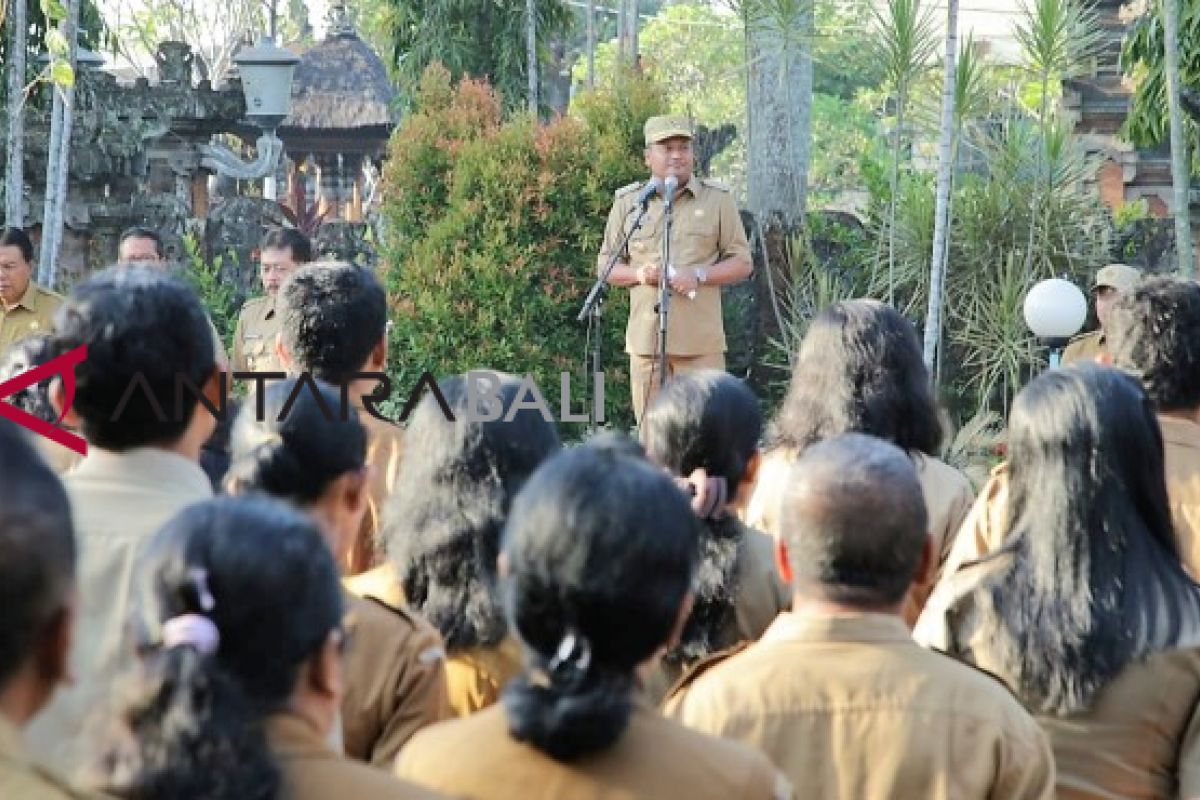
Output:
top-left (640, 370), bottom-right (789, 700)
top-left (917, 365), bottom-right (1200, 798)
top-left (364, 372), bottom-right (561, 717)
top-left (91, 497), bottom-right (443, 800)
top-left (225, 378), bottom-right (450, 766)
top-left (395, 444), bottom-right (791, 799)
top-left (747, 299), bottom-right (973, 622)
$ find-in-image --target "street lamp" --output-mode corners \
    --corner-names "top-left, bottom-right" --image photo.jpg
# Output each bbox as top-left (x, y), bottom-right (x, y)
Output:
top-left (199, 36), bottom-right (299, 193)
top-left (1023, 278), bottom-right (1087, 369)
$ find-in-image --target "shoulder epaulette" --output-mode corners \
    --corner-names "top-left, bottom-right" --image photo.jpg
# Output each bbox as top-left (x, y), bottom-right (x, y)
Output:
top-left (699, 177), bottom-right (731, 192)
top-left (615, 181), bottom-right (643, 199)
top-left (663, 640), bottom-right (752, 703)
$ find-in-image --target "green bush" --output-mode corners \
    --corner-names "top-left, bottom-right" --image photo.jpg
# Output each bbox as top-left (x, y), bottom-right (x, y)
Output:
top-left (380, 65), bottom-right (666, 433)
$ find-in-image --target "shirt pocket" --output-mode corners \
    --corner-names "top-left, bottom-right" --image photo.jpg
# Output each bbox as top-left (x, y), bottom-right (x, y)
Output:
top-left (626, 214), bottom-right (663, 264)
top-left (678, 217), bottom-right (720, 264)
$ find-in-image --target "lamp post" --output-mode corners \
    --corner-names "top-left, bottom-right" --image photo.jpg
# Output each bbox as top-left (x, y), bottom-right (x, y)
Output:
top-left (199, 36), bottom-right (298, 200)
top-left (1023, 278), bottom-right (1087, 369)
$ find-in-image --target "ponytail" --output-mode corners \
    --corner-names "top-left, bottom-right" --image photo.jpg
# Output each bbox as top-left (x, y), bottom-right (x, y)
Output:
top-left (503, 631), bottom-right (635, 761)
top-left (94, 644), bottom-right (279, 800)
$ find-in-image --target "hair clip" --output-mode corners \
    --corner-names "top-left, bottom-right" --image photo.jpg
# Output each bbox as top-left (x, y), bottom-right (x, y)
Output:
top-left (187, 567), bottom-right (216, 612)
top-left (548, 629), bottom-right (592, 683)
top-left (161, 613), bottom-right (220, 656)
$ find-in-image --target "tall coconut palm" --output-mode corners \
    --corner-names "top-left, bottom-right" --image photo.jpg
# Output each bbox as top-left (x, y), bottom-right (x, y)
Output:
top-left (4, 0), bottom-right (27, 226)
top-left (922, 0), bottom-right (959, 373)
top-left (1162, 0), bottom-right (1194, 275)
top-left (38, 0), bottom-right (79, 289)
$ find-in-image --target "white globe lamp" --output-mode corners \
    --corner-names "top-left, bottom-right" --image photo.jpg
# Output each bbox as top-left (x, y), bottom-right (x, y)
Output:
top-left (1023, 278), bottom-right (1088, 369)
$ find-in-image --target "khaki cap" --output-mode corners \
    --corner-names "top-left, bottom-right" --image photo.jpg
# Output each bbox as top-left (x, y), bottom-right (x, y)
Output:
top-left (1092, 263), bottom-right (1141, 293)
top-left (644, 115), bottom-right (694, 145)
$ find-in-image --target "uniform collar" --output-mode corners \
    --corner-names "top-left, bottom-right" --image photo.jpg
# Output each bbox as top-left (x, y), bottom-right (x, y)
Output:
top-left (265, 713), bottom-right (335, 761)
top-left (1160, 414), bottom-right (1200, 450)
top-left (70, 446), bottom-right (213, 499)
top-left (762, 611), bottom-right (913, 645)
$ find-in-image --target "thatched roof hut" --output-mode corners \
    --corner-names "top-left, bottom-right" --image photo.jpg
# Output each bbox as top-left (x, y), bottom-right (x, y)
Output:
top-left (278, 5), bottom-right (399, 222)
top-left (278, 15), bottom-right (399, 155)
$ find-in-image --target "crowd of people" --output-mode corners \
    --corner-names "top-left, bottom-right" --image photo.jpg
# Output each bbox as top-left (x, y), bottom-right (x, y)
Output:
top-left (5, 113), bottom-right (1200, 799)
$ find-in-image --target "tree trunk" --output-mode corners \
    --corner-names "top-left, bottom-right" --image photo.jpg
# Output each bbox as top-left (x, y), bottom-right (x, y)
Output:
top-left (586, 0), bottom-right (595, 88)
top-left (37, 0), bottom-right (79, 289)
top-left (526, 0), bottom-right (538, 113)
top-left (746, 5), bottom-right (813, 392)
top-left (4, 0), bottom-right (26, 227)
top-left (1164, 0), bottom-right (1194, 276)
top-left (922, 0), bottom-right (959, 373)
top-left (746, 21), bottom-right (812, 226)
top-left (886, 88), bottom-right (906, 305)
top-left (628, 0), bottom-right (639, 63)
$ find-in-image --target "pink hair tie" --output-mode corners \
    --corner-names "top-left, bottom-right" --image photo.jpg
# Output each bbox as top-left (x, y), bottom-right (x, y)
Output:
top-left (161, 614), bottom-right (221, 656)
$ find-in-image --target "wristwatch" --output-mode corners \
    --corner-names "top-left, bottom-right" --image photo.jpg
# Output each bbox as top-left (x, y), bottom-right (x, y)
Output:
top-left (695, 267), bottom-right (708, 285)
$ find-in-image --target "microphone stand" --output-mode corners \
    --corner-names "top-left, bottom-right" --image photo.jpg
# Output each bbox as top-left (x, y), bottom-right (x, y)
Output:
top-left (577, 198), bottom-right (652, 433)
top-left (655, 181), bottom-right (676, 411)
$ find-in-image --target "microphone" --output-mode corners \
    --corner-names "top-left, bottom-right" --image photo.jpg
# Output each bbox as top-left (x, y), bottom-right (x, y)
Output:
top-left (663, 175), bottom-right (679, 210)
top-left (634, 177), bottom-right (661, 208)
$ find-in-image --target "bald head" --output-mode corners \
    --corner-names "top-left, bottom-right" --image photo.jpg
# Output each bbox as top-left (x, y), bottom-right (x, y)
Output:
top-left (780, 433), bottom-right (928, 606)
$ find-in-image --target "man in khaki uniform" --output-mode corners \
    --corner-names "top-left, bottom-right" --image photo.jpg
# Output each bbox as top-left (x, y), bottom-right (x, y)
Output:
top-left (0, 425), bottom-right (103, 800)
top-left (666, 434), bottom-right (1055, 800)
top-left (117, 226), bottom-right (230, 368)
top-left (233, 228), bottom-right (312, 374)
top-left (24, 267), bottom-right (221, 772)
top-left (1106, 276), bottom-right (1200, 579)
top-left (1061, 263), bottom-right (1140, 365)
top-left (598, 115), bottom-right (752, 421)
top-left (277, 262), bottom-right (402, 576)
top-left (0, 228), bottom-right (61, 354)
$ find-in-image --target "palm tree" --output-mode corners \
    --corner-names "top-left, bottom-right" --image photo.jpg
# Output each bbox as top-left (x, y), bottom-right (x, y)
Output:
top-left (872, 0), bottom-right (938, 304)
top-left (1012, 0), bottom-right (1103, 275)
top-left (744, 0), bottom-right (814, 226)
top-left (4, 0), bottom-right (27, 227)
top-left (922, 0), bottom-right (959, 373)
top-left (37, 0), bottom-right (79, 289)
top-left (1162, 0), bottom-right (1194, 276)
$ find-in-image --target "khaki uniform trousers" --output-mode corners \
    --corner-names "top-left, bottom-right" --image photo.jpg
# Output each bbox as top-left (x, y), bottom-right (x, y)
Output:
top-left (630, 352), bottom-right (726, 423)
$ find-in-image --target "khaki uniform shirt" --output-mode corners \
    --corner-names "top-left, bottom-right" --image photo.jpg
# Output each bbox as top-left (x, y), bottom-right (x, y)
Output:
top-left (395, 701), bottom-right (792, 800)
top-left (342, 593), bottom-right (451, 767)
top-left (644, 522), bottom-right (790, 703)
top-left (266, 714), bottom-right (445, 800)
top-left (1061, 329), bottom-right (1106, 366)
top-left (941, 416), bottom-right (1200, 582)
top-left (1161, 415), bottom-right (1200, 580)
top-left (1, 282), bottom-right (61, 353)
top-left (445, 637), bottom-right (524, 718)
top-left (231, 295), bottom-right (283, 373)
top-left (346, 561), bottom-right (406, 609)
top-left (25, 447), bottom-right (213, 771)
top-left (667, 612), bottom-right (1054, 800)
top-left (745, 448), bottom-right (974, 625)
top-left (598, 176), bottom-right (750, 356)
top-left (0, 716), bottom-right (103, 800)
top-left (917, 554), bottom-right (1200, 799)
top-left (344, 563), bottom-right (518, 719)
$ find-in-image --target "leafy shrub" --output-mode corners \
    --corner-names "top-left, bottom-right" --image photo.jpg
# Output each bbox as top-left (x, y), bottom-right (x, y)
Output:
top-left (379, 65), bottom-right (666, 432)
